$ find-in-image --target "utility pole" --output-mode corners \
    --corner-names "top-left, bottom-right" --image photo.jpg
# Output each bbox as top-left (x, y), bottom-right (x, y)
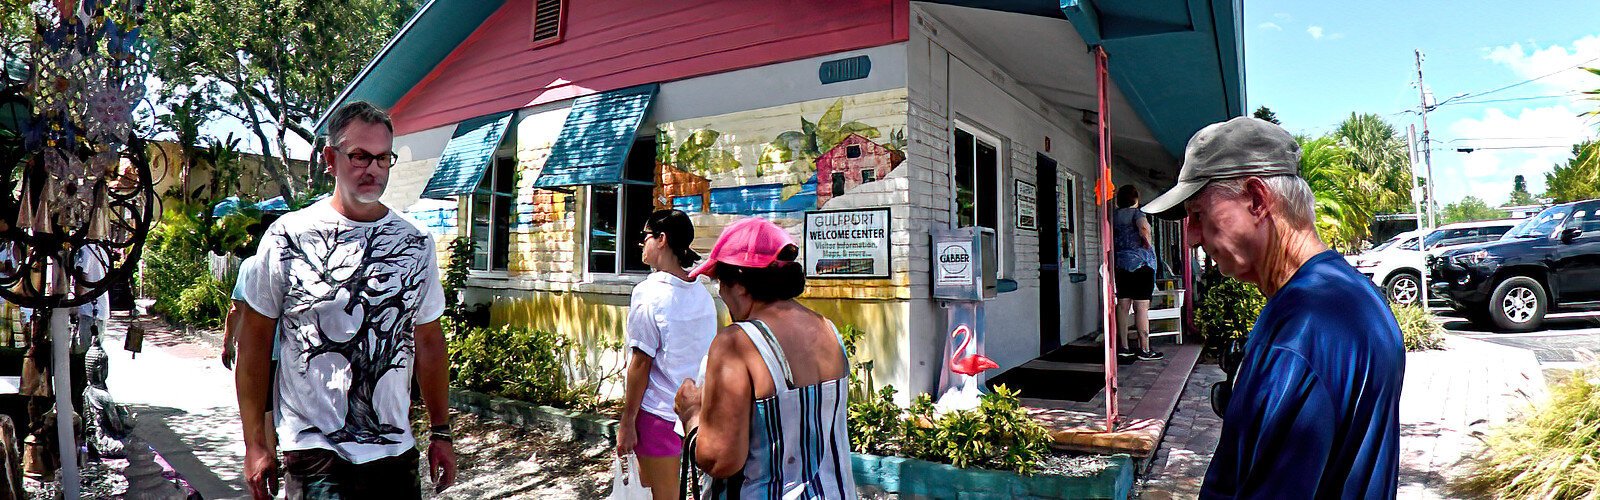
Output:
top-left (1407, 125), bottom-right (1425, 230)
top-left (1414, 49), bottom-right (1438, 229)
top-left (1407, 124), bottom-right (1428, 305)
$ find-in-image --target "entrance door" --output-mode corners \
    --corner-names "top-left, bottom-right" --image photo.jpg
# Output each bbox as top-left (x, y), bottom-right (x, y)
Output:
top-left (1037, 153), bottom-right (1061, 353)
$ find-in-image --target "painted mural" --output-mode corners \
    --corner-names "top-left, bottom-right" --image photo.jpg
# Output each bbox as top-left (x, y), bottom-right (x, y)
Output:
top-left (654, 89), bottom-right (908, 220)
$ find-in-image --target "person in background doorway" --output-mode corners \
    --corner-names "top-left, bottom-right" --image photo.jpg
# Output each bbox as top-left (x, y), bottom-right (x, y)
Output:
top-left (222, 213), bottom-right (280, 370)
top-left (617, 209), bottom-right (717, 499)
top-left (1114, 184), bottom-right (1164, 362)
top-left (674, 217), bottom-right (856, 499)
top-left (1141, 116), bottom-right (1403, 498)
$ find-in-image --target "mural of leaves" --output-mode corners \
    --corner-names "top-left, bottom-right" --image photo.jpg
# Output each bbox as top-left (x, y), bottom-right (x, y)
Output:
top-left (761, 98), bottom-right (883, 184)
top-left (671, 128), bottom-right (742, 176)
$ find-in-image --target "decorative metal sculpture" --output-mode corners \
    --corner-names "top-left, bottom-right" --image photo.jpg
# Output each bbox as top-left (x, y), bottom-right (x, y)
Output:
top-left (0, 0), bottom-right (156, 310)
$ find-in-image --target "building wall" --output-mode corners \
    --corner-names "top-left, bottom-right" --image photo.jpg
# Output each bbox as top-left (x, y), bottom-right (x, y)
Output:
top-left (387, 46), bottom-right (922, 392)
top-left (388, 0), bottom-right (910, 135)
top-left (146, 141), bottom-right (308, 205)
top-left (906, 5), bottom-right (1107, 381)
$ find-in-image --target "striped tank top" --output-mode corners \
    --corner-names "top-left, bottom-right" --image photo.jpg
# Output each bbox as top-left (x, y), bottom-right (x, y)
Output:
top-left (706, 319), bottom-right (857, 499)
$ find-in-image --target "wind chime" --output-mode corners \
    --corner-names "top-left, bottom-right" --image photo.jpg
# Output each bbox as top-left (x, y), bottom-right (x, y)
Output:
top-left (0, 0), bottom-right (157, 496)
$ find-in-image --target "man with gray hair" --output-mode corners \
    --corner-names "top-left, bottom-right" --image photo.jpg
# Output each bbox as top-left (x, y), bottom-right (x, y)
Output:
top-left (1142, 116), bottom-right (1403, 498)
top-left (234, 101), bottom-right (455, 498)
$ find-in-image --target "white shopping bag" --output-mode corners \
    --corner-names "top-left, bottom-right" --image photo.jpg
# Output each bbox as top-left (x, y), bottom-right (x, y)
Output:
top-left (609, 453), bottom-right (652, 500)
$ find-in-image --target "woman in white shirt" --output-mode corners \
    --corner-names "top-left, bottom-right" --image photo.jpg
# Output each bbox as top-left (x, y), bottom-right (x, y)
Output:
top-left (618, 209), bottom-right (717, 498)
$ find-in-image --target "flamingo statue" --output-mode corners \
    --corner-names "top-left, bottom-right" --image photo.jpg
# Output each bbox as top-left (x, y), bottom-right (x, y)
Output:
top-left (948, 325), bottom-right (998, 376)
top-left (936, 324), bottom-right (998, 414)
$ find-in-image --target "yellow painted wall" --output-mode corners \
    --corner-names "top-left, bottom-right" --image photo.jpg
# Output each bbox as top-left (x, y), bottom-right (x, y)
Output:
top-left (488, 289), bottom-right (910, 387)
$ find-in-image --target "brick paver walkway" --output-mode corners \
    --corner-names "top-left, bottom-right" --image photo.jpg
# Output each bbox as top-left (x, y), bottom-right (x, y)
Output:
top-left (1135, 364), bottom-right (1224, 499)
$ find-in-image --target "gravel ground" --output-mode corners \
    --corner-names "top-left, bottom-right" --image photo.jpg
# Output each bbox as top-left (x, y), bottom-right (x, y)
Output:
top-left (413, 407), bottom-right (612, 499)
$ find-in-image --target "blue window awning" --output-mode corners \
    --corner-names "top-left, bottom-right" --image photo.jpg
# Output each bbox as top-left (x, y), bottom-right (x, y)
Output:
top-left (422, 111), bottom-right (514, 199)
top-left (533, 83), bottom-right (659, 188)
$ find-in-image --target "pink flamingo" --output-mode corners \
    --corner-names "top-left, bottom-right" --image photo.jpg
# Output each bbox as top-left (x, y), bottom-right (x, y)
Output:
top-left (948, 325), bottom-right (998, 376)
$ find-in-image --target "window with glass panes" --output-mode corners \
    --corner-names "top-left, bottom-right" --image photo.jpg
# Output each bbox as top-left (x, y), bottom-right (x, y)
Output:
top-left (953, 127), bottom-right (1003, 273)
top-left (587, 138), bottom-right (656, 274)
top-left (469, 157), bottom-right (515, 271)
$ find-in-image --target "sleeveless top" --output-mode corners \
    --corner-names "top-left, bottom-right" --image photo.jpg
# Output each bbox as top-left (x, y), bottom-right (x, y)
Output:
top-left (706, 319), bottom-right (857, 499)
top-left (1113, 207), bottom-right (1158, 272)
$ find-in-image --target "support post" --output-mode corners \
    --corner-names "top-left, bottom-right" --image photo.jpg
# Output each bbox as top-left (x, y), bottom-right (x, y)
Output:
top-left (1095, 46), bottom-right (1119, 432)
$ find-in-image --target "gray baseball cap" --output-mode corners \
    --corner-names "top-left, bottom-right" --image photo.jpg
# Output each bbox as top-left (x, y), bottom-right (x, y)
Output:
top-left (1141, 116), bottom-right (1302, 220)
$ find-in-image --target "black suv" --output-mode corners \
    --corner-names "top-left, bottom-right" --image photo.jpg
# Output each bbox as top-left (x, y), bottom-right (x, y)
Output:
top-left (1430, 199), bottom-right (1600, 332)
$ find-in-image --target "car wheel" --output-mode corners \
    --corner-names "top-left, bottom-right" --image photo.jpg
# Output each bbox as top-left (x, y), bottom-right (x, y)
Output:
top-left (1384, 272), bottom-right (1422, 306)
top-left (1489, 276), bottom-right (1547, 332)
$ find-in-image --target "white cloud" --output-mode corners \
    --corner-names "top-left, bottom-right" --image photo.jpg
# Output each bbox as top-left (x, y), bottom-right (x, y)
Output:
top-left (1274, 12), bottom-right (1292, 22)
top-left (1307, 26), bottom-right (1324, 39)
top-left (1439, 105), bottom-right (1590, 203)
top-left (1258, 22), bottom-right (1282, 31)
top-left (1483, 35), bottom-right (1600, 106)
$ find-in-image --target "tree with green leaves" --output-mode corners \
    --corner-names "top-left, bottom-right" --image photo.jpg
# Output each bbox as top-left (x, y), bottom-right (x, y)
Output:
top-left (1545, 140), bottom-right (1599, 203)
top-left (1333, 113), bottom-right (1412, 214)
top-left (1441, 196), bottom-right (1504, 224)
top-left (1252, 106), bottom-right (1281, 125)
top-left (1506, 174), bottom-right (1538, 206)
top-left (146, 0), bottom-right (421, 201)
top-left (1297, 135), bottom-right (1375, 252)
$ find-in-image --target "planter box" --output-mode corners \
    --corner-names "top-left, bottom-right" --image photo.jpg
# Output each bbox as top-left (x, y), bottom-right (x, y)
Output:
top-left (448, 389), bottom-right (616, 444)
top-left (852, 453), bottom-right (1134, 500)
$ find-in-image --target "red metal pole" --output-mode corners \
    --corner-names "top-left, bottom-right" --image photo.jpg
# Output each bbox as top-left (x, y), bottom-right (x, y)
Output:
top-left (1095, 46), bottom-right (1119, 432)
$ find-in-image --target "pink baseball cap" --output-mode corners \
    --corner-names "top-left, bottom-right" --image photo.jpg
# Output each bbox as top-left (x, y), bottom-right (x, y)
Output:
top-left (687, 217), bottom-right (799, 280)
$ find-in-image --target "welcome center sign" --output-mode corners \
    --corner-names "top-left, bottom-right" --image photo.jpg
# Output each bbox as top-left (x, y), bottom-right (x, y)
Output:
top-left (804, 207), bottom-right (891, 279)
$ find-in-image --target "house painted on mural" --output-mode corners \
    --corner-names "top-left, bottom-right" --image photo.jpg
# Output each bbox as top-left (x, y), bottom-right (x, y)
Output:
top-left (318, 0), bottom-right (1245, 400)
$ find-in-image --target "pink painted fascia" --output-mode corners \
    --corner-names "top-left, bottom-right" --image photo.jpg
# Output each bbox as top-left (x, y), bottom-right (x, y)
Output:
top-left (390, 0), bottom-right (911, 136)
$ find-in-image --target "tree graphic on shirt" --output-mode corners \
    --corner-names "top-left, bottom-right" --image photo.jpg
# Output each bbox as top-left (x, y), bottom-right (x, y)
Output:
top-left (277, 222), bottom-right (430, 445)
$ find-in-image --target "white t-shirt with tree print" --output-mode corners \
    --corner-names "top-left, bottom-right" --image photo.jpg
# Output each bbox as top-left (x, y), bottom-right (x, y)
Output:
top-left (242, 199), bottom-right (445, 464)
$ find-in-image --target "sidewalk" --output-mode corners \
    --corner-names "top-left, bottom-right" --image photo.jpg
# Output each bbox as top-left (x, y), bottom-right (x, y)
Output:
top-left (1396, 334), bottom-right (1545, 498)
top-left (102, 313), bottom-right (246, 499)
top-left (1135, 334), bottom-right (1547, 498)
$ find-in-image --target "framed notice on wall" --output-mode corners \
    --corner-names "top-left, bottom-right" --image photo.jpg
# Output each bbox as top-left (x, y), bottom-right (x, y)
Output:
top-left (1015, 180), bottom-right (1037, 231)
top-left (804, 207), bottom-right (892, 279)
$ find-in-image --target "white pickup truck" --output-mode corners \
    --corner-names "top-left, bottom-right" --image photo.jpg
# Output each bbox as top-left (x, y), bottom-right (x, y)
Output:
top-left (1347, 219), bottom-right (1521, 305)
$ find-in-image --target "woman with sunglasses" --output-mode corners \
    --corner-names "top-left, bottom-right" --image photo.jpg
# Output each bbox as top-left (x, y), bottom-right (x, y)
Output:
top-left (674, 217), bottom-right (856, 499)
top-left (618, 209), bottom-right (717, 499)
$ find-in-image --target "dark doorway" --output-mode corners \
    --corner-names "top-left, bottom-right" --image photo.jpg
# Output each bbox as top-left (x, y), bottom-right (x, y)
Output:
top-left (1036, 153), bottom-right (1061, 354)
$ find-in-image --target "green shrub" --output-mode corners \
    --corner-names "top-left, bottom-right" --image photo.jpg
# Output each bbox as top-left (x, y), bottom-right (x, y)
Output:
top-left (847, 386), bottom-right (902, 456)
top-left (442, 237), bottom-right (473, 322)
top-left (850, 385), bottom-right (1053, 475)
top-left (449, 325), bottom-right (575, 408)
top-left (1456, 368), bottom-right (1600, 499)
top-left (1390, 303), bottom-right (1443, 351)
top-left (142, 201), bottom-right (257, 328)
top-left (1195, 269), bottom-right (1266, 348)
top-left (172, 275), bottom-right (230, 328)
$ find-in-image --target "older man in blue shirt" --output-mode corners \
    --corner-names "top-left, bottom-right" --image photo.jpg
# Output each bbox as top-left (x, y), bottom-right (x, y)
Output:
top-left (1141, 116), bottom-right (1405, 499)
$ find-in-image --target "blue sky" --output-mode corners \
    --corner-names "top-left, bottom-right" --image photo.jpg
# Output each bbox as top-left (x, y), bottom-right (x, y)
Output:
top-left (1245, 0), bottom-right (1600, 207)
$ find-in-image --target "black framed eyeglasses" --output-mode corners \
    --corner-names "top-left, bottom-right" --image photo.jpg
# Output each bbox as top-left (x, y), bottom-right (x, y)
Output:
top-left (339, 149), bottom-right (398, 168)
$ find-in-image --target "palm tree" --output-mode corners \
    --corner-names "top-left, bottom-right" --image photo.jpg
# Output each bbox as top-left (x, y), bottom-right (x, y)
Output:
top-left (1298, 135), bottom-right (1375, 253)
top-left (1333, 113), bottom-right (1413, 215)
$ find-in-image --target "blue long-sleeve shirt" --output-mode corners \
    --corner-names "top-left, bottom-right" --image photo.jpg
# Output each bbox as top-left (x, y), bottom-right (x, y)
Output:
top-left (1201, 250), bottom-right (1405, 499)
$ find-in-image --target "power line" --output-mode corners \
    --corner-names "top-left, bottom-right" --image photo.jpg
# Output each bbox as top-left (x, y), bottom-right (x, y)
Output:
top-left (1448, 55), bottom-right (1600, 102)
top-left (1439, 92), bottom-right (1586, 106)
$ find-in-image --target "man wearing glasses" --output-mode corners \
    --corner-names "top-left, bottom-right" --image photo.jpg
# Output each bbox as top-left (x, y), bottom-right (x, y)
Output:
top-left (234, 101), bottom-right (456, 498)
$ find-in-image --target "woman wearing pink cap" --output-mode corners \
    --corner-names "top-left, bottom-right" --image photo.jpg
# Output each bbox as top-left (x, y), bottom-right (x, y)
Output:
top-left (618, 210), bottom-right (718, 499)
top-left (673, 217), bottom-right (856, 499)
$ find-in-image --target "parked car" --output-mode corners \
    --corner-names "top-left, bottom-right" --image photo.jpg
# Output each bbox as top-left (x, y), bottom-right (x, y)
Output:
top-left (1430, 199), bottom-right (1600, 331)
top-left (1348, 219), bottom-right (1520, 305)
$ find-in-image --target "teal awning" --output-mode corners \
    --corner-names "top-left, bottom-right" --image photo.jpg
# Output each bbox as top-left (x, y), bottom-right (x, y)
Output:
top-left (532, 83), bottom-right (658, 188)
top-left (422, 111), bottom-right (513, 199)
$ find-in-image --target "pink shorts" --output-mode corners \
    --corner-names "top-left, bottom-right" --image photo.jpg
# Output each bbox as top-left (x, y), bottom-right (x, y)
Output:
top-left (635, 411), bottom-right (683, 458)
